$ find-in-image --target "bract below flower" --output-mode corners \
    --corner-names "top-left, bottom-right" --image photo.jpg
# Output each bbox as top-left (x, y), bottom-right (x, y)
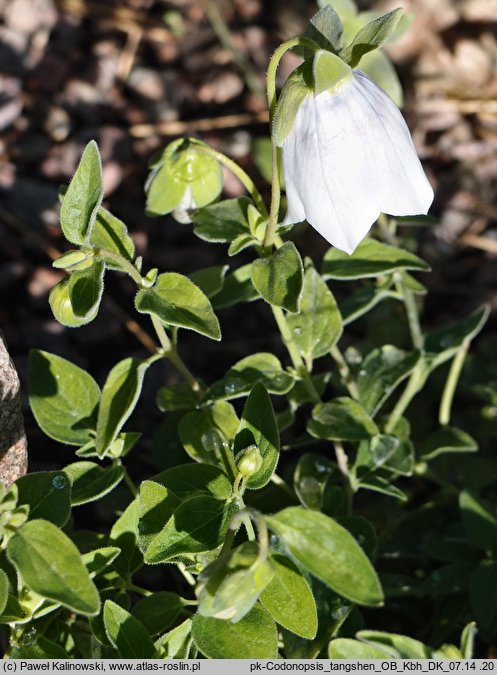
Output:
top-left (281, 69), bottom-right (433, 254)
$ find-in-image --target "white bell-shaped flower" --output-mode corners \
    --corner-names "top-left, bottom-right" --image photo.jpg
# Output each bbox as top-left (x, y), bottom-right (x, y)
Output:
top-left (281, 54), bottom-right (433, 254)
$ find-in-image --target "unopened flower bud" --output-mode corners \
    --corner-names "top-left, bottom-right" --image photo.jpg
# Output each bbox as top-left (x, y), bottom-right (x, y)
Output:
top-left (237, 446), bottom-right (263, 478)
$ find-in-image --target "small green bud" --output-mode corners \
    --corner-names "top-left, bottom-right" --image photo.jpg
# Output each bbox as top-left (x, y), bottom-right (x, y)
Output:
top-left (237, 446), bottom-right (263, 478)
top-left (49, 279), bottom-right (96, 328)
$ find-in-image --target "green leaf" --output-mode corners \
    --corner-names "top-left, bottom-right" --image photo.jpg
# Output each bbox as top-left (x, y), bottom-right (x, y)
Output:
top-left (340, 8), bottom-right (403, 68)
top-left (460, 622), bottom-right (477, 659)
top-left (197, 542), bottom-right (274, 623)
top-left (460, 490), bottom-right (497, 552)
top-left (192, 604), bottom-right (278, 658)
top-left (355, 434), bottom-right (414, 478)
top-left (329, 638), bottom-right (392, 659)
top-left (60, 140), bottom-right (103, 245)
top-left (0, 570), bottom-right (8, 615)
top-left (208, 353), bottom-right (294, 401)
top-left (356, 474), bottom-right (407, 501)
top-left (211, 264), bottom-right (260, 309)
top-left (104, 600), bottom-right (156, 658)
top-left (192, 198), bottom-right (251, 243)
top-left (132, 592), bottom-right (184, 637)
top-left (260, 554), bottom-right (317, 639)
top-left (340, 285), bottom-right (396, 325)
top-left (135, 272), bottom-right (221, 340)
top-left (418, 427), bottom-right (478, 460)
top-left (138, 480), bottom-right (180, 553)
top-left (265, 507), bottom-right (383, 606)
top-left (358, 346), bottom-right (420, 415)
top-left (357, 630), bottom-right (432, 658)
top-left (233, 383), bottom-right (280, 489)
top-left (109, 498), bottom-right (142, 576)
top-left (90, 207), bottom-right (135, 270)
top-left (96, 356), bottom-right (156, 457)
top-left (294, 453), bottom-right (335, 511)
top-left (81, 547), bottom-right (121, 577)
top-left (154, 618), bottom-right (193, 659)
top-left (15, 471), bottom-right (71, 526)
top-left (153, 463), bottom-right (233, 501)
top-left (28, 350), bottom-right (100, 446)
top-left (178, 401), bottom-right (239, 474)
top-left (304, 5), bottom-right (343, 53)
top-left (251, 242), bottom-right (304, 313)
top-left (7, 520), bottom-right (100, 616)
top-left (64, 461), bottom-right (125, 505)
top-left (425, 306), bottom-right (490, 369)
top-left (157, 382), bottom-right (199, 412)
top-left (190, 265), bottom-right (228, 298)
top-left (11, 637), bottom-right (69, 659)
top-left (308, 397), bottom-right (378, 441)
top-left (322, 239), bottom-right (429, 280)
top-left (286, 266), bottom-right (342, 364)
top-left (144, 495), bottom-right (235, 564)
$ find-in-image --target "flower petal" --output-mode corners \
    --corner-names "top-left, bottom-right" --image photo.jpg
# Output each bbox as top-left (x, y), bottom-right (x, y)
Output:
top-left (281, 70), bottom-right (433, 254)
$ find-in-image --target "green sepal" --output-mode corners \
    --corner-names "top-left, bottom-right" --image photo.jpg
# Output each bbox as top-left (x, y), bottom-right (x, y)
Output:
top-left (340, 8), bottom-right (403, 68)
top-left (272, 64), bottom-right (311, 148)
top-left (304, 5), bottom-right (343, 53)
top-left (313, 50), bottom-right (352, 95)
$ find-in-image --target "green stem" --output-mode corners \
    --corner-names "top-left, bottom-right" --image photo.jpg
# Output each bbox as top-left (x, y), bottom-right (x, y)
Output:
top-left (195, 145), bottom-right (268, 218)
top-left (334, 442), bottom-right (354, 515)
top-left (330, 345), bottom-right (360, 400)
top-left (263, 36), bottom-right (320, 249)
top-left (272, 305), bottom-right (320, 403)
top-left (395, 273), bottom-right (424, 351)
top-left (95, 248), bottom-right (144, 286)
top-left (439, 341), bottom-right (469, 426)
top-left (127, 583), bottom-right (152, 596)
top-left (385, 361), bottom-right (427, 434)
top-left (122, 468), bottom-right (138, 497)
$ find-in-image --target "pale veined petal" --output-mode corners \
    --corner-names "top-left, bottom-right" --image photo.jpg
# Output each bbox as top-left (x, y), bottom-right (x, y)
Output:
top-left (281, 69), bottom-right (433, 254)
top-left (352, 69), bottom-right (433, 217)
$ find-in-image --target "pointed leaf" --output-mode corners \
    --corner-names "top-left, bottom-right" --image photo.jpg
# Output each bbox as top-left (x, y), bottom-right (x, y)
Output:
top-left (251, 242), bottom-right (304, 313)
top-left (340, 9), bottom-right (403, 68)
top-left (234, 383), bottom-right (280, 489)
top-left (260, 554), bottom-right (317, 639)
top-left (60, 140), bottom-right (103, 245)
top-left (132, 592), bottom-right (184, 637)
top-left (64, 461), bottom-right (125, 505)
top-left (286, 266), bottom-right (343, 363)
top-left (322, 239), bottom-right (429, 280)
top-left (192, 604), bottom-right (278, 658)
top-left (308, 397), bottom-right (378, 441)
top-left (104, 600), bottom-right (156, 658)
top-left (136, 272), bottom-right (221, 340)
top-left (15, 471), bottom-right (71, 526)
top-left (208, 353), bottom-right (294, 401)
top-left (144, 495), bottom-right (235, 564)
top-left (265, 507), bottom-right (383, 606)
top-left (7, 520), bottom-right (100, 616)
top-left (28, 350), bottom-right (100, 446)
top-left (96, 356), bottom-right (156, 457)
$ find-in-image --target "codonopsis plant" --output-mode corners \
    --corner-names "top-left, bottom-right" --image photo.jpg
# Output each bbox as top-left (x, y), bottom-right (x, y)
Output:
top-left (0, 3), bottom-right (490, 660)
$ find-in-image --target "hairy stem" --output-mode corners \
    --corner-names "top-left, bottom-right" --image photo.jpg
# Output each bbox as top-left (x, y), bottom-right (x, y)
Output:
top-left (263, 36), bottom-right (320, 249)
top-left (272, 305), bottom-right (320, 403)
top-left (195, 144), bottom-right (268, 218)
top-left (330, 345), bottom-right (360, 400)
